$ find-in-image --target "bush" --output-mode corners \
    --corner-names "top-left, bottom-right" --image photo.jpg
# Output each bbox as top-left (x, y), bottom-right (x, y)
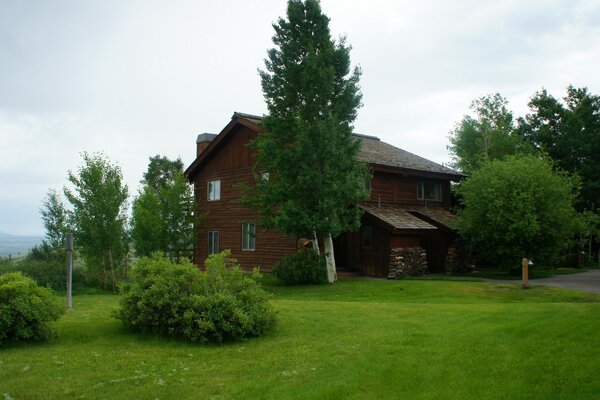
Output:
top-left (0, 272), bottom-right (65, 345)
top-left (0, 259), bottom-right (85, 291)
top-left (273, 249), bottom-right (327, 285)
top-left (115, 251), bottom-right (276, 343)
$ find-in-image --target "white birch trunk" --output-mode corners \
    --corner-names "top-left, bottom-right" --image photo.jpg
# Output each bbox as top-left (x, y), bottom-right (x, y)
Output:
top-left (312, 231), bottom-right (319, 255)
top-left (324, 233), bottom-right (337, 284)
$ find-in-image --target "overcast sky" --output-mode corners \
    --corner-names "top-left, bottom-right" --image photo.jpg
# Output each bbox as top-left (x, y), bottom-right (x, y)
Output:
top-left (1, 0), bottom-right (599, 236)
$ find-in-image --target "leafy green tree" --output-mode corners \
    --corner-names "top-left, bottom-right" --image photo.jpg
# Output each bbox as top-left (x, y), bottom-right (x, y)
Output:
top-left (246, 0), bottom-right (369, 283)
top-left (448, 93), bottom-right (525, 174)
top-left (131, 187), bottom-right (162, 257)
top-left (576, 210), bottom-right (600, 264)
top-left (64, 152), bottom-right (129, 290)
top-left (131, 156), bottom-right (195, 261)
top-left (457, 155), bottom-right (579, 270)
top-left (33, 189), bottom-right (70, 261)
top-left (142, 155), bottom-right (184, 193)
top-left (517, 86), bottom-right (600, 211)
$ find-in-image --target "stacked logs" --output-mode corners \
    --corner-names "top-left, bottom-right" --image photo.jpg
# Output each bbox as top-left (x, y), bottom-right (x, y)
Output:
top-left (444, 244), bottom-right (475, 274)
top-left (388, 247), bottom-right (428, 279)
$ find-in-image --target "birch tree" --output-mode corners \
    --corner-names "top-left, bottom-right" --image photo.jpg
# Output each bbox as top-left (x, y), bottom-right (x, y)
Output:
top-left (64, 152), bottom-right (129, 290)
top-left (246, 0), bottom-right (369, 283)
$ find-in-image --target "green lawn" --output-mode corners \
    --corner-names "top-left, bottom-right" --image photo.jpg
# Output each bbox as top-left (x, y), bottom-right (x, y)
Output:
top-left (1, 278), bottom-right (600, 399)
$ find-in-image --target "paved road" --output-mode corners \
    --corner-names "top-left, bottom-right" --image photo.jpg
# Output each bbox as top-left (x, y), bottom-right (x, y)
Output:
top-left (487, 269), bottom-right (600, 294)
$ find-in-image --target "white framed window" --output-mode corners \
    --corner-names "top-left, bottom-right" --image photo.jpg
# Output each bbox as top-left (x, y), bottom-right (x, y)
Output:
top-left (242, 223), bottom-right (256, 251)
top-left (208, 231), bottom-right (219, 255)
top-left (418, 180), bottom-right (442, 202)
top-left (207, 180), bottom-right (221, 201)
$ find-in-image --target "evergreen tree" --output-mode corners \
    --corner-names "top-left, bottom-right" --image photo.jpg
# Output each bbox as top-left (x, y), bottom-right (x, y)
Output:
top-left (131, 156), bottom-right (195, 261)
top-left (517, 86), bottom-right (600, 211)
top-left (247, 0), bottom-right (369, 283)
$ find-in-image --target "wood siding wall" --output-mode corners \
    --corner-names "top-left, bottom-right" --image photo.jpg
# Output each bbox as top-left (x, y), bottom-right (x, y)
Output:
top-left (367, 171), bottom-right (452, 210)
top-left (193, 125), bottom-right (297, 271)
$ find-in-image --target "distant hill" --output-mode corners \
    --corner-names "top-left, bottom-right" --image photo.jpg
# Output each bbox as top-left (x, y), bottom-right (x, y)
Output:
top-left (0, 232), bottom-right (43, 257)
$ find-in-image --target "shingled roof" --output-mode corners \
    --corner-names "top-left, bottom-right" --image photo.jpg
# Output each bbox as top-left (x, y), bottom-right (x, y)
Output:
top-left (354, 133), bottom-right (461, 177)
top-left (186, 112), bottom-right (463, 180)
top-left (360, 204), bottom-right (437, 231)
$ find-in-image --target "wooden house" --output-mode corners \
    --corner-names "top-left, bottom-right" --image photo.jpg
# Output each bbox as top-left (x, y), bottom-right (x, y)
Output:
top-left (185, 112), bottom-right (464, 277)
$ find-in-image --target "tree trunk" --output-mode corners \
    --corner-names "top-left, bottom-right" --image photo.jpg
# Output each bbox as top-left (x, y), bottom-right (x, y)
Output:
top-left (108, 249), bottom-right (117, 292)
top-left (324, 233), bottom-right (337, 284)
top-left (312, 231), bottom-right (319, 255)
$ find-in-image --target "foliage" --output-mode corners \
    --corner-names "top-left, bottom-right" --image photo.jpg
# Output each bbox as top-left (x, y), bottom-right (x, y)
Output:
top-left (0, 259), bottom-right (84, 291)
top-left (517, 86), bottom-right (600, 211)
top-left (576, 210), bottom-right (600, 263)
top-left (273, 249), bottom-right (327, 285)
top-left (131, 156), bottom-right (195, 261)
top-left (27, 240), bottom-right (64, 263)
top-left (40, 189), bottom-right (70, 251)
top-left (0, 272), bottom-right (64, 345)
top-left (448, 93), bottom-right (526, 174)
top-left (244, 0), bottom-right (369, 241)
top-left (457, 155), bottom-right (579, 269)
top-left (64, 152), bottom-right (129, 291)
top-left (141, 155), bottom-right (184, 193)
top-left (116, 251), bottom-right (276, 343)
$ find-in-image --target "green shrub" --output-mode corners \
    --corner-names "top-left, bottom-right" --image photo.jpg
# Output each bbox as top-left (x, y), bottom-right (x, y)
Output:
top-left (115, 251), bottom-right (276, 343)
top-left (273, 249), bottom-right (327, 285)
top-left (0, 272), bottom-right (65, 345)
top-left (0, 259), bottom-right (85, 291)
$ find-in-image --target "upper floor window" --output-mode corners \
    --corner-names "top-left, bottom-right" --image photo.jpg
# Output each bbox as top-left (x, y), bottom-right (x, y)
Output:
top-left (208, 179), bottom-right (221, 201)
top-left (242, 223), bottom-right (256, 251)
top-left (418, 180), bottom-right (442, 201)
top-left (208, 230), bottom-right (220, 255)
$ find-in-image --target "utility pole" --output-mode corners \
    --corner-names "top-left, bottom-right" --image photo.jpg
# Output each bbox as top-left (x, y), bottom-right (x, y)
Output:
top-left (66, 233), bottom-right (73, 308)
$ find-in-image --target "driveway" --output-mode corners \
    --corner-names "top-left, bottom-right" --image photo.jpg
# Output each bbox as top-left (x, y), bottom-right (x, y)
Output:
top-left (486, 269), bottom-right (600, 294)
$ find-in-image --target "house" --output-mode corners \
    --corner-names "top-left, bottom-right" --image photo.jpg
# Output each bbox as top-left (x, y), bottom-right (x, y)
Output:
top-left (185, 112), bottom-right (464, 278)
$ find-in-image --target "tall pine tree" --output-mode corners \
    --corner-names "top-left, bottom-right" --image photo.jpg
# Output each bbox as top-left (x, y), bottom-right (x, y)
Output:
top-left (249, 0), bottom-right (369, 283)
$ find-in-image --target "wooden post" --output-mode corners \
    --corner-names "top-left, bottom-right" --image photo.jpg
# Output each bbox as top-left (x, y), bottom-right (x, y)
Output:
top-left (66, 233), bottom-right (73, 308)
top-left (522, 257), bottom-right (529, 289)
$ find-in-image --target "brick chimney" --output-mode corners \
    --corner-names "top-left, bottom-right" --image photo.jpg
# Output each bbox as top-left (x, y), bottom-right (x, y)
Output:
top-left (196, 133), bottom-right (217, 157)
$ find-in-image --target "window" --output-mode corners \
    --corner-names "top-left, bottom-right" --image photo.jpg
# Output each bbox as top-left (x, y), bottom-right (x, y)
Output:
top-left (418, 180), bottom-right (442, 201)
top-left (208, 231), bottom-right (219, 255)
top-left (361, 225), bottom-right (373, 249)
top-left (242, 223), bottom-right (256, 251)
top-left (208, 180), bottom-right (221, 201)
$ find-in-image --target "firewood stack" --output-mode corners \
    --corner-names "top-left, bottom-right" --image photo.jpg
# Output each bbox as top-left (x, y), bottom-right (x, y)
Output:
top-left (444, 244), bottom-right (475, 274)
top-left (388, 247), bottom-right (428, 279)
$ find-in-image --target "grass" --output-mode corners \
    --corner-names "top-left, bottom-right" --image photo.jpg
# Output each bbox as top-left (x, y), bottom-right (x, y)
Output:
top-left (1, 278), bottom-right (600, 399)
top-left (462, 266), bottom-right (588, 280)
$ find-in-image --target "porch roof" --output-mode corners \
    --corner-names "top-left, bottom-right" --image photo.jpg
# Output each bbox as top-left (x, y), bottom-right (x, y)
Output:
top-left (408, 207), bottom-right (459, 230)
top-left (360, 204), bottom-right (437, 231)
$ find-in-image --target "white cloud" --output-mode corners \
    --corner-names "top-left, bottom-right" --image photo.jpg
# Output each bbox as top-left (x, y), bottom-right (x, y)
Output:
top-left (0, 0), bottom-right (599, 234)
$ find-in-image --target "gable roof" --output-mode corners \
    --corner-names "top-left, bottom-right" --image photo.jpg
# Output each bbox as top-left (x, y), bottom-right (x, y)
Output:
top-left (185, 112), bottom-right (463, 181)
